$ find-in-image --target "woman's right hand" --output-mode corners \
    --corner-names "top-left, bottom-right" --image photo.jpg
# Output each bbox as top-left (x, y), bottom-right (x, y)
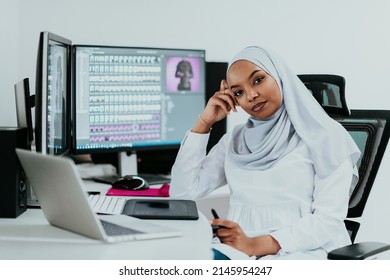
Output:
top-left (201, 80), bottom-right (238, 125)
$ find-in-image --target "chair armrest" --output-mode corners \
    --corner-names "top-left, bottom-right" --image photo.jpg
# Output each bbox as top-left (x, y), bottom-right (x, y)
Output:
top-left (328, 242), bottom-right (390, 260)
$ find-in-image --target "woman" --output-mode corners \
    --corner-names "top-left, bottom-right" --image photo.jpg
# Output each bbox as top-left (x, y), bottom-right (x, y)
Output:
top-left (169, 46), bottom-right (361, 259)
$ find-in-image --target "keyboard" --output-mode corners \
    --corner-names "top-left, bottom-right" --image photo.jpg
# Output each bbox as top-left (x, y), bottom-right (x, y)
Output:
top-left (88, 194), bottom-right (126, 215)
top-left (100, 219), bottom-right (143, 236)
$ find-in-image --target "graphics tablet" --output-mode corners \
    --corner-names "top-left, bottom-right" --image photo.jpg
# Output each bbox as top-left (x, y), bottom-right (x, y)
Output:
top-left (122, 199), bottom-right (199, 220)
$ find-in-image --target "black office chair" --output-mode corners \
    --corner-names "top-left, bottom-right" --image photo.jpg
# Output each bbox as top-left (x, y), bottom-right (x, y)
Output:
top-left (298, 74), bottom-right (350, 117)
top-left (330, 110), bottom-right (390, 259)
top-left (299, 74), bottom-right (390, 259)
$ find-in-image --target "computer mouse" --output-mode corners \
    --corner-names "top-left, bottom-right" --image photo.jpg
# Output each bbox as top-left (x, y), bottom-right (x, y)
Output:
top-left (111, 175), bottom-right (149, 190)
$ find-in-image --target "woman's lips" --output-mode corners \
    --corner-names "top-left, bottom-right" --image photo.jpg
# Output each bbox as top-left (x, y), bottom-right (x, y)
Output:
top-left (252, 101), bottom-right (267, 112)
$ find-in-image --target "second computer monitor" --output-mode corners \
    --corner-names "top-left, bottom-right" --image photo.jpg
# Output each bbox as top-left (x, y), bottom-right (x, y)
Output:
top-left (72, 45), bottom-right (206, 154)
top-left (35, 31), bottom-right (72, 156)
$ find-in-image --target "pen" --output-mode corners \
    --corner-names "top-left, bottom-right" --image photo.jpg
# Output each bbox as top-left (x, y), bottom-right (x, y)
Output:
top-left (211, 208), bottom-right (220, 219)
top-left (211, 208), bottom-right (224, 234)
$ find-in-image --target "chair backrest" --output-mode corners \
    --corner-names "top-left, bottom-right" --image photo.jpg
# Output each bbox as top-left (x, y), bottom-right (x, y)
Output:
top-left (298, 74), bottom-right (350, 117)
top-left (335, 110), bottom-right (390, 243)
top-left (336, 110), bottom-right (390, 242)
top-left (299, 74), bottom-right (390, 242)
top-left (299, 75), bottom-right (390, 214)
top-left (336, 110), bottom-right (390, 219)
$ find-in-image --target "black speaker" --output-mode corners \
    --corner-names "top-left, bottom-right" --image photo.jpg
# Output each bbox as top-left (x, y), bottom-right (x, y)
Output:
top-left (206, 62), bottom-right (228, 153)
top-left (0, 127), bottom-right (28, 218)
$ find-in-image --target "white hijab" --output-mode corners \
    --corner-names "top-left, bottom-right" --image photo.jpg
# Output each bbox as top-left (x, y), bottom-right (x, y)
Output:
top-left (229, 46), bottom-right (360, 182)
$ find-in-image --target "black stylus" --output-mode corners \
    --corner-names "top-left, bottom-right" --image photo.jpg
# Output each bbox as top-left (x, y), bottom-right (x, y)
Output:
top-left (211, 208), bottom-right (220, 219)
top-left (211, 208), bottom-right (225, 234)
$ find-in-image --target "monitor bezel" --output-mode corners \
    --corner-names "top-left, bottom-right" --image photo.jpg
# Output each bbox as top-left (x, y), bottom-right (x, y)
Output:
top-left (71, 44), bottom-right (206, 155)
top-left (14, 78), bottom-right (34, 146)
top-left (35, 31), bottom-right (72, 156)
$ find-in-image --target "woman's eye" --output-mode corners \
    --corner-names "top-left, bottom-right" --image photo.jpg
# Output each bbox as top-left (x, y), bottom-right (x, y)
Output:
top-left (254, 77), bottom-right (264, 85)
top-left (234, 90), bottom-right (243, 97)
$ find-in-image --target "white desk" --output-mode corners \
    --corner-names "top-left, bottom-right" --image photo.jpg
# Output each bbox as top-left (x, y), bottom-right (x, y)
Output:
top-left (0, 181), bottom-right (213, 260)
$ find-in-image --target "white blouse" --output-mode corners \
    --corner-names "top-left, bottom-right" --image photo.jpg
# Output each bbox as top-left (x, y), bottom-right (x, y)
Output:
top-left (170, 131), bottom-right (353, 259)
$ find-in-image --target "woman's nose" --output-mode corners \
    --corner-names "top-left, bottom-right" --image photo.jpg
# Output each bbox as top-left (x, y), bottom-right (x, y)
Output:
top-left (247, 89), bottom-right (259, 102)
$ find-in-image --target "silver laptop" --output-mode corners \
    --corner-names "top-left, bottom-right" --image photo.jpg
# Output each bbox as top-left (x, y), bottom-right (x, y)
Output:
top-left (15, 148), bottom-right (182, 243)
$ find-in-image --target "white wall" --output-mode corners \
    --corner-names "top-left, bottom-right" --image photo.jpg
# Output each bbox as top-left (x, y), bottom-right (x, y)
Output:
top-left (0, 0), bottom-right (19, 125)
top-left (1, 0), bottom-right (390, 245)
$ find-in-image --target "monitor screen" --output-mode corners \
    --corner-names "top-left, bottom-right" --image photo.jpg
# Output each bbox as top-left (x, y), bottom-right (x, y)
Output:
top-left (72, 45), bottom-right (206, 154)
top-left (35, 31), bottom-right (72, 155)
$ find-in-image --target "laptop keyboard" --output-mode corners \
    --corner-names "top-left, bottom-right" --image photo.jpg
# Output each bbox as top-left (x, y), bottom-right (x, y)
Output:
top-left (100, 219), bottom-right (143, 236)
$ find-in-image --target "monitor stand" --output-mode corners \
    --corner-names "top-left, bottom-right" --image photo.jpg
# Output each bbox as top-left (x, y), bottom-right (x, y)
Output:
top-left (118, 151), bottom-right (170, 184)
top-left (118, 151), bottom-right (138, 176)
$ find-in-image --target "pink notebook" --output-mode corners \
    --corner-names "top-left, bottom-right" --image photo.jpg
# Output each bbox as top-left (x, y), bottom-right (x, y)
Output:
top-left (106, 183), bottom-right (170, 197)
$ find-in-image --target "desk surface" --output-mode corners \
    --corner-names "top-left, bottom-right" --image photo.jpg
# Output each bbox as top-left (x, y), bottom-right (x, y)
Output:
top-left (0, 181), bottom-right (213, 260)
top-left (0, 209), bottom-right (212, 260)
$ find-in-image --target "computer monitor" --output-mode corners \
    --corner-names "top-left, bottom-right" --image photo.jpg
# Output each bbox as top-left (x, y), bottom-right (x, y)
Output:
top-left (35, 31), bottom-right (72, 155)
top-left (14, 78), bottom-right (34, 147)
top-left (72, 45), bottom-right (206, 174)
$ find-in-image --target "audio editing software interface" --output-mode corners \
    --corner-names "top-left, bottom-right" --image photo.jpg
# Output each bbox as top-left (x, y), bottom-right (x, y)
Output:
top-left (73, 46), bottom-right (205, 152)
